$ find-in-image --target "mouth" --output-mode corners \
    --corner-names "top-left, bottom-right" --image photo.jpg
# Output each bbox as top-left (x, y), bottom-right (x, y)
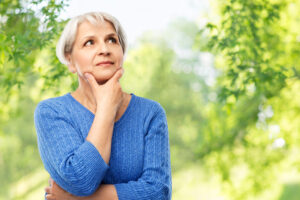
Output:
top-left (96, 61), bottom-right (114, 67)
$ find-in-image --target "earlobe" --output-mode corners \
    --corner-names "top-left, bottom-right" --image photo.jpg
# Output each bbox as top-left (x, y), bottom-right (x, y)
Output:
top-left (67, 64), bottom-right (77, 74)
top-left (68, 66), bottom-right (77, 74)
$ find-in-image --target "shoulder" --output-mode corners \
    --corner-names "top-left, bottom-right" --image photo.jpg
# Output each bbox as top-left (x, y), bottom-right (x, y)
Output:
top-left (34, 93), bottom-right (71, 117)
top-left (132, 95), bottom-right (167, 131)
top-left (133, 94), bottom-right (166, 116)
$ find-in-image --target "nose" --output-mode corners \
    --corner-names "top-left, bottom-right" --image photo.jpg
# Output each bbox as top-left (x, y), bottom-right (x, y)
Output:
top-left (97, 42), bottom-right (110, 56)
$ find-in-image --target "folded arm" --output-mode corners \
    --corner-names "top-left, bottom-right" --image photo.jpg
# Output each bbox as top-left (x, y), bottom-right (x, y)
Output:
top-left (114, 106), bottom-right (172, 200)
top-left (42, 104), bottom-right (172, 200)
top-left (45, 179), bottom-right (118, 200)
top-left (35, 104), bottom-right (109, 196)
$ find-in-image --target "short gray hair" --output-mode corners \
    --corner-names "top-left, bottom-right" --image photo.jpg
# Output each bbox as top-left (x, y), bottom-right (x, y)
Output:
top-left (56, 12), bottom-right (127, 65)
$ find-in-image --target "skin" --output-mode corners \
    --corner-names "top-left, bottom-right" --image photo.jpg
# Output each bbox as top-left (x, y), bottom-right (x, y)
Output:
top-left (45, 20), bottom-right (131, 200)
top-left (45, 178), bottom-right (117, 200)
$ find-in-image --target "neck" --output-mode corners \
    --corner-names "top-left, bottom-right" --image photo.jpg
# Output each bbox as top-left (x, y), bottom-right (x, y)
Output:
top-left (73, 76), bottom-right (97, 113)
top-left (71, 76), bottom-right (131, 122)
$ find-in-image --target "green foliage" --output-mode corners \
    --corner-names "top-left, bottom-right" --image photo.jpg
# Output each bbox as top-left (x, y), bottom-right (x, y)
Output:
top-left (197, 0), bottom-right (299, 103)
top-left (193, 0), bottom-right (300, 199)
top-left (279, 183), bottom-right (300, 200)
top-left (0, 92), bottom-right (41, 197)
top-left (1, 0), bottom-right (300, 199)
top-left (122, 37), bottom-right (206, 170)
top-left (0, 0), bottom-right (68, 105)
top-left (0, 0), bottom-right (69, 198)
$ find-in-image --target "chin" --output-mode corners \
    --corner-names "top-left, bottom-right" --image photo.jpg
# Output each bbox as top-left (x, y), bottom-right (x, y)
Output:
top-left (94, 74), bottom-right (113, 84)
top-left (87, 66), bottom-right (121, 84)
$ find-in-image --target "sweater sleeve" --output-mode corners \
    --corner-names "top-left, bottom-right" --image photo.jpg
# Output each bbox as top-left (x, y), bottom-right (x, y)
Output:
top-left (34, 103), bottom-right (109, 196)
top-left (114, 105), bottom-right (172, 200)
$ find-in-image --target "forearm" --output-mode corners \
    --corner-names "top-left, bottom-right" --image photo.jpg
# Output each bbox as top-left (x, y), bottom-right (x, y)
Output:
top-left (86, 107), bottom-right (115, 164)
top-left (45, 181), bottom-right (118, 200)
top-left (82, 184), bottom-right (118, 200)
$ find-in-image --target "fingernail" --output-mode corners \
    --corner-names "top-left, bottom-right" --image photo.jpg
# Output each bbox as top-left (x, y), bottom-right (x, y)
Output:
top-left (84, 73), bottom-right (90, 79)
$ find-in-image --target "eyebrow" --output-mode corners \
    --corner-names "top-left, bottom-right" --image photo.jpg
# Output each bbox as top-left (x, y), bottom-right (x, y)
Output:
top-left (106, 33), bottom-right (118, 37)
top-left (81, 33), bottom-right (118, 40)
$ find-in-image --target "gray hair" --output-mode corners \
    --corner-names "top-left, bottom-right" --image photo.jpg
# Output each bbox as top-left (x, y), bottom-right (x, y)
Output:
top-left (56, 12), bottom-right (127, 65)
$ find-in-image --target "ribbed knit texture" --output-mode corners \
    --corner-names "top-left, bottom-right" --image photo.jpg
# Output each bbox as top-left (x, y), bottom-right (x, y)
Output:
top-left (34, 93), bottom-right (172, 200)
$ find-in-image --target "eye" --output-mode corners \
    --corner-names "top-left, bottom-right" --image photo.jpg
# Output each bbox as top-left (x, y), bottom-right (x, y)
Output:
top-left (108, 37), bottom-right (117, 44)
top-left (84, 39), bottom-right (94, 46)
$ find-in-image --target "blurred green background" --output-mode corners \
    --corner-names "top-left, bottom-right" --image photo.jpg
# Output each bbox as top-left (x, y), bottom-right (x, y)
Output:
top-left (1, 0), bottom-right (300, 199)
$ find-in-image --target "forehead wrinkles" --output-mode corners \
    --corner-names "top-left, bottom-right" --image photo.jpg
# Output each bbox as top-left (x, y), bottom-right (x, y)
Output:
top-left (76, 21), bottom-right (116, 42)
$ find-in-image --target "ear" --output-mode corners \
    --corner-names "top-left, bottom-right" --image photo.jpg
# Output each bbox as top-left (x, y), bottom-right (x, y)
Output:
top-left (66, 53), bottom-right (77, 74)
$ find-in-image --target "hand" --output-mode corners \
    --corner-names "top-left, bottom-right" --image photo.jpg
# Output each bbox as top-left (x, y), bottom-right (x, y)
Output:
top-left (45, 178), bottom-right (78, 200)
top-left (84, 68), bottom-right (124, 115)
top-left (45, 178), bottom-right (118, 200)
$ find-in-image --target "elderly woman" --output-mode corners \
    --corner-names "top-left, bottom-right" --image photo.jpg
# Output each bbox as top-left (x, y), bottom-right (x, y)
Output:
top-left (34, 12), bottom-right (172, 200)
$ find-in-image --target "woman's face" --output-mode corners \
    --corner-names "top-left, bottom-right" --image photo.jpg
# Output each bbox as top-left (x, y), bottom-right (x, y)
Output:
top-left (67, 20), bottom-right (124, 84)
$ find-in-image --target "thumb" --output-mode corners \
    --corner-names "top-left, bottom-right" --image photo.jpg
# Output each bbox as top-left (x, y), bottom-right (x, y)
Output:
top-left (84, 73), bottom-right (98, 89)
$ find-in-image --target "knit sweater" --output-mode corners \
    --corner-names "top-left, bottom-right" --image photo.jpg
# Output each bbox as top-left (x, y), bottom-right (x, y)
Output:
top-left (34, 93), bottom-right (172, 200)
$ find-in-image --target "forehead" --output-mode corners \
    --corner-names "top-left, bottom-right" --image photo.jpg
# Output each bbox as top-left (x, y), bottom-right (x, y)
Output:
top-left (76, 20), bottom-right (116, 38)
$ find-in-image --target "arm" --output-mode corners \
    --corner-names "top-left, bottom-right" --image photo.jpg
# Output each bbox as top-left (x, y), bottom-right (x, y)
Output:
top-left (35, 104), bottom-right (109, 196)
top-left (35, 69), bottom-right (124, 196)
top-left (84, 69), bottom-right (124, 164)
top-left (45, 106), bottom-right (171, 200)
top-left (114, 105), bottom-right (172, 200)
top-left (43, 103), bottom-right (171, 200)
top-left (45, 179), bottom-right (118, 200)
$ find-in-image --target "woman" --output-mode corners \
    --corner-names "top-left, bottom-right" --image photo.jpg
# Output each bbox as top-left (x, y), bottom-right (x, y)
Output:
top-left (34, 12), bottom-right (172, 200)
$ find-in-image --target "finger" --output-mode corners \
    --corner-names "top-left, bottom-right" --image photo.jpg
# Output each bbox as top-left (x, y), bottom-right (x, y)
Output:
top-left (52, 181), bottom-right (62, 192)
top-left (45, 194), bottom-right (55, 200)
top-left (111, 68), bottom-right (124, 82)
top-left (50, 178), bottom-right (54, 186)
top-left (48, 177), bottom-right (54, 186)
top-left (45, 186), bottom-right (52, 194)
top-left (84, 73), bottom-right (98, 89)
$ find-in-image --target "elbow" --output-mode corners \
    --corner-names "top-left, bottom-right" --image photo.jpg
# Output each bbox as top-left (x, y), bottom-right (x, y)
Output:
top-left (145, 181), bottom-right (172, 200)
top-left (154, 175), bottom-right (172, 199)
top-left (140, 172), bottom-right (172, 199)
top-left (50, 170), bottom-right (100, 196)
top-left (58, 165), bottom-right (101, 196)
top-left (73, 181), bottom-right (98, 196)
top-left (56, 152), bottom-right (108, 196)
top-left (157, 183), bottom-right (172, 200)
top-left (62, 176), bottom-right (99, 196)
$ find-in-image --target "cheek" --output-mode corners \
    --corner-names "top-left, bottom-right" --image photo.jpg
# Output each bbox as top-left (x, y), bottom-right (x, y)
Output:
top-left (73, 50), bottom-right (94, 69)
top-left (75, 53), bottom-right (91, 65)
top-left (116, 50), bottom-right (124, 67)
top-left (118, 57), bottom-right (124, 67)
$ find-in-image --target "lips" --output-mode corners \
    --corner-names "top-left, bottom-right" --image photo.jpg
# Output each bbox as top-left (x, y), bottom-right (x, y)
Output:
top-left (96, 61), bottom-right (114, 66)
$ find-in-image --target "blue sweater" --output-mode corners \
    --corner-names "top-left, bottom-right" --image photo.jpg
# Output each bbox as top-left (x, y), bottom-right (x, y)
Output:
top-left (34, 93), bottom-right (172, 200)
